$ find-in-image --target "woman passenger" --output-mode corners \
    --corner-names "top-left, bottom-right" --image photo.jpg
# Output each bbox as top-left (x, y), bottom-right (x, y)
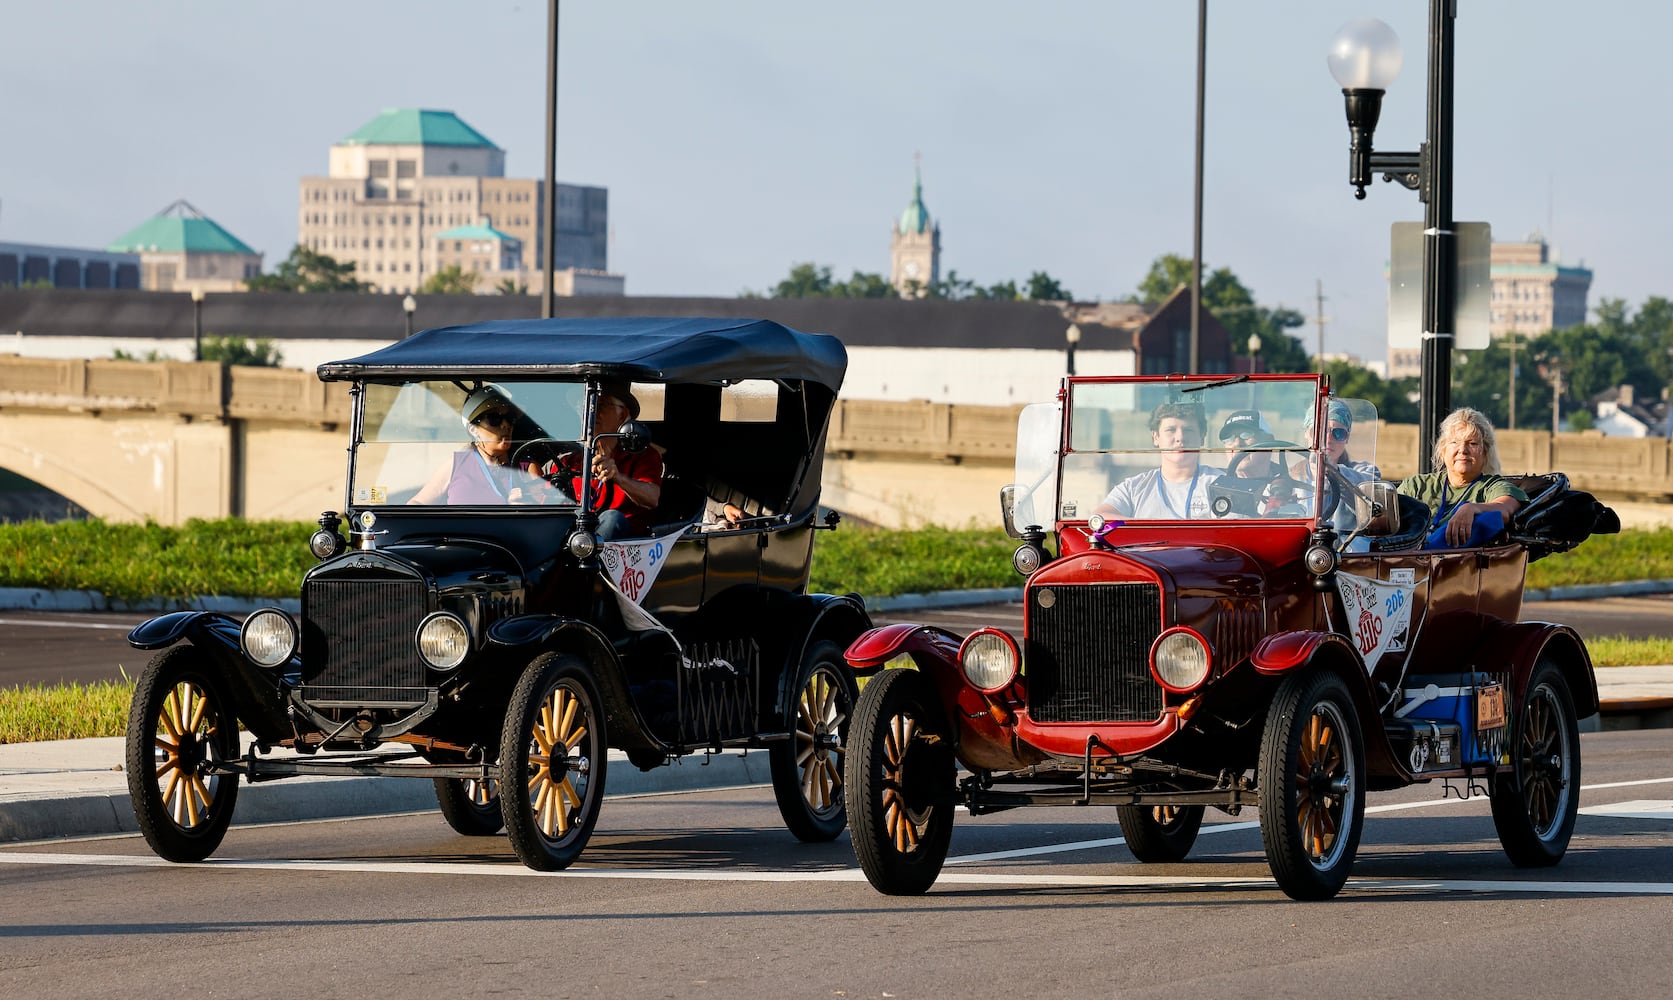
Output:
top-left (1398, 407), bottom-right (1527, 547)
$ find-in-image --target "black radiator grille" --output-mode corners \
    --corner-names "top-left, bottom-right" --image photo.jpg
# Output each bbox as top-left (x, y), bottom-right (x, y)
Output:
top-left (302, 576), bottom-right (429, 706)
top-left (1026, 582), bottom-right (1163, 723)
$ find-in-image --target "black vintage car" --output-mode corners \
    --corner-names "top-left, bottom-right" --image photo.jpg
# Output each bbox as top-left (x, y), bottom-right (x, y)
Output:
top-left (123, 317), bottom-right (870, 870)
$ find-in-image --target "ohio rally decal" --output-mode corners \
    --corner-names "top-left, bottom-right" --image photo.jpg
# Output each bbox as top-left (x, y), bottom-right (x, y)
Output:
top-left (599, 527), bottom-right (687, 606)
top-left (1334, 570), bottom-right (1418, 673)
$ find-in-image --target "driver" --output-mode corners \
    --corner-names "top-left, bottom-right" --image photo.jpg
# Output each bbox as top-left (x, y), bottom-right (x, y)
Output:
top-left (410, 384), bottom-right (556, 506)
top-left (548, 379), bottom-right (663, 539)
top-left (1219, 408), bottom-right (1275, 479)
top-left (1095, 400), bottom-right (1219, 520)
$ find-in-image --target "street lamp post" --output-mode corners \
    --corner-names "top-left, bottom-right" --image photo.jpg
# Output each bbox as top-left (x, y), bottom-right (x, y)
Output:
top-left (1065, 324), bottom-right (1081, 376)
top-left (1329, 4), bottom-right (1455, 474)
top-left (190, 286), bottom-right (205, 362)
top-left (1248, 333), bottom-right (1262, 374)
top-left (402, 294), bottom-right (417, 339)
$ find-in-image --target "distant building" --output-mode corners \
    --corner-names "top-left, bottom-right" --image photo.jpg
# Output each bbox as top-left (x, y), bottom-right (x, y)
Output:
top-left (1591, 385), bottom-right (1669, 439)
top-left (1388, 232), bottom-right (1592, 379)
top-left (889, 165), bottom-right (940, 297)
top-left (297, 108), bottom-right (617, 295)
top-left (107, 200), bottom-right (262, 293)
top-left (0, 241), bottom-right (139, 290)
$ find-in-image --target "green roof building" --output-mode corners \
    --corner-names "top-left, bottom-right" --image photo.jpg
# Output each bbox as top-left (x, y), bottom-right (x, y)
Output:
top-left (107, 200), bottom-right (262, 292)
top-left (299, 108), bottom-right (612, 296)
top-left (890, 163), bottom-right (941, 297)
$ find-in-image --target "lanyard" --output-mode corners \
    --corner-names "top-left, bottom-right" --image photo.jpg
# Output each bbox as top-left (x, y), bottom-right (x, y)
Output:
top-left (1430, 478), bottom-right (1473, 530)
top-left (473, 448), bottom-right (508, 500)
top-left (1158, 469), bottom-right (1200, 518)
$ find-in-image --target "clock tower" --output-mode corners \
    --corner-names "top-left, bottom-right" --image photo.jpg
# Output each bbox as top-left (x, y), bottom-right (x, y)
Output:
top-left (890, 160), bottom-right (940, 298)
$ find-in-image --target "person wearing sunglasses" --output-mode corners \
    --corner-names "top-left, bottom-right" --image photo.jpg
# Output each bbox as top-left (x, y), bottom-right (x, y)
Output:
top-left (410, 384), bottom-right (553, 505)
top-left (1302, 398), bottom-right (1380, 485)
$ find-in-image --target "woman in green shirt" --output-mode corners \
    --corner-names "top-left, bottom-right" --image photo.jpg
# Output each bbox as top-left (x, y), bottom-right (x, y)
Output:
top-left (1398, 407), bottom-right (1527, 547)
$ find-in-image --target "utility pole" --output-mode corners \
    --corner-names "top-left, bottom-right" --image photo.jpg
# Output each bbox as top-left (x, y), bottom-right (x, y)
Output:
top-left (1506, 331), bottom-right (1518, 430)
top-left (1551, 359), bottom-right (1563, 437)
top-left (1314, 279), bottom-right (1327, 366)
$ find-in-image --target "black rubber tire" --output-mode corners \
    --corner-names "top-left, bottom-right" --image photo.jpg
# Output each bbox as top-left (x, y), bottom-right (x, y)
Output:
top-left (844, 668), bottom-right (957, 895)
top-left (1491, 661), bottom-right (1580, 867)
top-left (1257, 669), bottom-right (1365, 901)
top-left (433, 776), bottom-right (504, 837)
top-left (1117, 803), bottom-right (1205, 864)
top-left (769, 639), bottom-right (860, 843)
top-left (499, 653), bottom-right (608, 871)
top-left (125, 645), bottom-right (240, 863)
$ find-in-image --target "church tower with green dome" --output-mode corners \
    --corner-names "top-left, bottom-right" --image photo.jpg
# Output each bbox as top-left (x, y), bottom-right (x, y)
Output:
top-left (890, 160), bottom-right (940, 297)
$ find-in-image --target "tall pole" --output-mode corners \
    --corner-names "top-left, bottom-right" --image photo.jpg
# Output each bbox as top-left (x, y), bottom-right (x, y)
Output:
top-left (541, 0), bottom-right (560, 319)
top-left (1189, 0), bottom-right (1207, 372)
top-left (1417, 0), bottom-right (1456, 473)
top-left (1507, 330), bottom-right (1518, 430)
top-left (1314, 278), bottom-right (1326, 365)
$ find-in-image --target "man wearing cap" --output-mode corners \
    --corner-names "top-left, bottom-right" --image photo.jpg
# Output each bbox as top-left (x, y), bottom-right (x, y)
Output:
top-left (1095, 400), bottom-right (1220, 520)
top-left (551, 379), bottom-right (663, 539)
top-left (1219, 408), bottom-right (1276, 480)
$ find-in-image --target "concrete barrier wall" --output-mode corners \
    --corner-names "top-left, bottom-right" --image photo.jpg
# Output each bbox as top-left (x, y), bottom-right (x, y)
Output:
top-left (3, 356), bottom-right (1670, 526)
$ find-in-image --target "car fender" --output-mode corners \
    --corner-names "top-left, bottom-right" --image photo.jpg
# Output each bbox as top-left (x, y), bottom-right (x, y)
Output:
top-left (1467, 618), bottom-right (1599, 717)
top-left (485, 613), bottom-right (664, 753)
top-left (1250, 629), bottom-right (1400, 777)
top-left (843, 622), bottom-right (963, 677)
top-left (766, 591), bottom-right (873, 721)
top-left (128, 610), bottom-right (243, 651)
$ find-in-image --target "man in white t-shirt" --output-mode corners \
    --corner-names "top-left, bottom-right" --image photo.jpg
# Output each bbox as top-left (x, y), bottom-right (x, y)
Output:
top-left (1095, 400), bottom-right (1220, 520)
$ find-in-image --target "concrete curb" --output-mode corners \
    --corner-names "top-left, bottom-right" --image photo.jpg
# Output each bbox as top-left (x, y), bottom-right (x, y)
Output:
top-left (1524, 578), bottom-right (1673, 602)
top-left (0, 748), bottom-right (775, 844)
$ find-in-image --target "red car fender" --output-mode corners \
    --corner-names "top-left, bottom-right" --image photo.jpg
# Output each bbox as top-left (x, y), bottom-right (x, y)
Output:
top-left (844, 623), bottom-right (962, 675)
top-left (1250, 630), bottom-right (1364, 676)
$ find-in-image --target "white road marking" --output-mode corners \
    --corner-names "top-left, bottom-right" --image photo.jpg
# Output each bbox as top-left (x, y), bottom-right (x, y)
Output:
top-left (1579, 800), bottom-right (1673, 820)
top-left (1, 851), bottom-right (1670, 896)
top-left (0, 617), bottom-right (135, 631)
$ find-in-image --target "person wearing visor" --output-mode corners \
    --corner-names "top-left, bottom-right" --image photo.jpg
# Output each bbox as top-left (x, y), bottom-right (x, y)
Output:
top-left (1304, 398), bottom-right (1380, 485)
top-left (549, 379), bottom-right (663, 539)
top-left (410, 384), bottom-right (552, 505)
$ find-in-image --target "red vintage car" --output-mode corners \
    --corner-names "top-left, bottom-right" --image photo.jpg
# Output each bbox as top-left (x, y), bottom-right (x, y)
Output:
top-left (842, 374), bottom-right (1618, 900)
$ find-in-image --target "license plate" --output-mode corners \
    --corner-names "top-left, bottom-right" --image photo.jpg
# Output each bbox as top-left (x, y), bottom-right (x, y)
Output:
top-left (1477, 684), bottom-right (1507, 730)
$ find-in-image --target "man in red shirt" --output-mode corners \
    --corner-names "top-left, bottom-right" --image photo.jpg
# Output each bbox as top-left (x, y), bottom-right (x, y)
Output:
top-left (560, 380), bottom-right (662, 538)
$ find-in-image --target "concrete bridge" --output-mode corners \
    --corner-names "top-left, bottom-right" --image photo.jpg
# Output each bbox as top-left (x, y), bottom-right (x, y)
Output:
top-left (3, 356), bottom-right (1671, 529)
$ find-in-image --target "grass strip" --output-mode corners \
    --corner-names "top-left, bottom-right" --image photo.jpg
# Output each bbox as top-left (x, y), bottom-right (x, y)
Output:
top-left (0, 678), bottom-right (133, 744)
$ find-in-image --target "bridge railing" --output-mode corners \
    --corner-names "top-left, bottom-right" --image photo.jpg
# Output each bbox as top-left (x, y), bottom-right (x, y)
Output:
top-left (5, 356), bottom-right (1670, 502)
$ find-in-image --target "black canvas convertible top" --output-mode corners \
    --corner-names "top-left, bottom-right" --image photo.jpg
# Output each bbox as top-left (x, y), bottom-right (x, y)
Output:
top-left (317, 316), bottom-right (847, 390)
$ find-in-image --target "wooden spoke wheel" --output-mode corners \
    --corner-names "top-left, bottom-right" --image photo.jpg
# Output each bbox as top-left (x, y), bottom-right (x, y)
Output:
top-left (770, 639), bottom-right (859, 842)
top-left (1117, 802), bottom-right (1205, 863)
top-left (434, 773), bottom-right (504, 837)
top-left (1258, 669), bottom-right (1365, 901)
top-left (845, 668), bottom-right (956, 895)
top-left (500, 653), bottom-right (607, 871)
top-left (125, 646), bottom-right (240, 863)
top-left (1491, 660), bottom-right (1580, 867)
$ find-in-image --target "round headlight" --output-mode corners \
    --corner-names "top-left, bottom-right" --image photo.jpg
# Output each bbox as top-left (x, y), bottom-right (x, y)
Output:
top-left (567, 529), bottom-right (598, 560)
top-left (1305, 543), bottom-right (1338, 576)
top-left (241, 609), bottom-right (297, 668)
top-left (309, 528), bottom-right (344, 560)
top-left (959, 629), bottom-right (1020, 693)
top-left (1012, 543), bottom-right (1043, 576)
top-left (1151, 628), bottom-right (1210, 693)
top-left (416, 612), bottom-right (471, 670)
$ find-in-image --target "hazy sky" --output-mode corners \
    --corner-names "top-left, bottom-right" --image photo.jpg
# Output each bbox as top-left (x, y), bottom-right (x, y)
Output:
top-left (3, 0), bottom-right (1667, 363)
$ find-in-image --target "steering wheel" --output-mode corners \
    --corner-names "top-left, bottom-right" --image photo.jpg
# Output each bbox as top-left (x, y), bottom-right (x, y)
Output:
top-left (1221, 439), bottom-right (1309, 518)
top-left (511, 438), bottom-right (583, 499)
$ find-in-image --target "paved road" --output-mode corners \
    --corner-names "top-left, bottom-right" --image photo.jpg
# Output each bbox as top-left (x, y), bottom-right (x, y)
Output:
top-left (2, 727), bottom-right (1670, 998)
top-left (3, 594), bottom-right (1672, 688)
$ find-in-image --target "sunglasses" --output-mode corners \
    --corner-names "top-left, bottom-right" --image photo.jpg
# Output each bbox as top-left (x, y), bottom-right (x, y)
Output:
top-left (1328, 426), bottom-right (1350, 442)
top-left (474, 410), bottom-right (515, 430)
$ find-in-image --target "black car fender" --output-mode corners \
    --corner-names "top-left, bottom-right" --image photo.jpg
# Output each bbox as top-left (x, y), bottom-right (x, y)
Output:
top-left (768, 591), bottom-right (873, 717)
top-left (125, 610), bottom-right (296, 742)
top-left (485, 613), bottom-right (664, 752)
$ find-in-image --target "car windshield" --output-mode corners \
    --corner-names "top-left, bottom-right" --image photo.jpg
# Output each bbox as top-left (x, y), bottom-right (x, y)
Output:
top-left (1032, 376), bottom-right (1380, 531)
top-left (351, 379), bottom-right (596, 507)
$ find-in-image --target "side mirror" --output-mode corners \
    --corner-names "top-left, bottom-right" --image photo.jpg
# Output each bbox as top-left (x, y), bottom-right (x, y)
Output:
top-left (615, 419), bottom-right (651, 454)
top-left (999, 484), bottom-right (1024, 539)
top-left (1357, 481), bottom-right (1401, 536)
